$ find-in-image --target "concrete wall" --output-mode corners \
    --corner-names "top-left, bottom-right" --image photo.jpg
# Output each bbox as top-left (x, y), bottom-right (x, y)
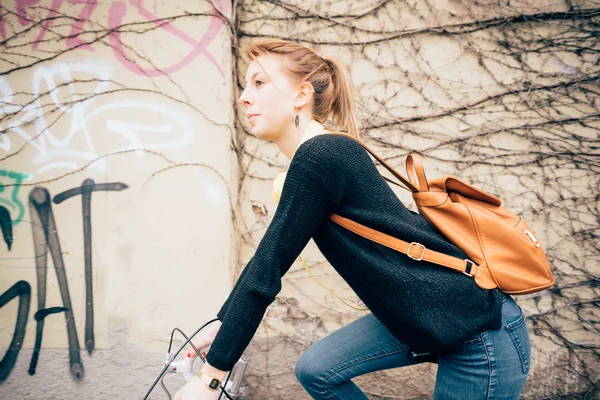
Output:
top-left (1, 0), bottom-right (598, 399)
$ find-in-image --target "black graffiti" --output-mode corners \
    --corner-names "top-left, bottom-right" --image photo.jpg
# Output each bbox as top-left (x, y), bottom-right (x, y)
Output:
top-left (0, 281), bottom-right (31, 383)
top-left (0, 180), bottom-right (127, 382)
top-left (29, 186), bottom-right (84, 378)
top-left (0, 205), bottom-right (12, 250)
top-left (34, 307), bottom-right (69, 320)
top-left (54, 179), bottom-right (128, 354)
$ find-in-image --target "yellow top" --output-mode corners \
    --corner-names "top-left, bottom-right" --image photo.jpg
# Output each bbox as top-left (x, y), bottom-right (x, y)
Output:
top-left (272, 120), bottom-right (329, 203)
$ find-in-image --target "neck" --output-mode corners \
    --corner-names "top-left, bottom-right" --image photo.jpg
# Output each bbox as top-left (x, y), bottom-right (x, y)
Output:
top-left (274, 115), bottom-right (312, 160)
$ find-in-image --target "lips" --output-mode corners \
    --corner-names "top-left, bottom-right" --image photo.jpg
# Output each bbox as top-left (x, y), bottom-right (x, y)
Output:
top-left (247, 113), bottom-right (259, 120)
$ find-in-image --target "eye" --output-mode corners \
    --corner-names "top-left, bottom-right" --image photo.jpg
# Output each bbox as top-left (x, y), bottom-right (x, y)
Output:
top-left (255, 80), bottom-right (264, 87)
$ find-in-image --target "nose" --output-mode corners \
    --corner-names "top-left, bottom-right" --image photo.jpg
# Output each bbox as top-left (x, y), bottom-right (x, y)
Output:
top-left (239, 87), bottom-right (252, 108)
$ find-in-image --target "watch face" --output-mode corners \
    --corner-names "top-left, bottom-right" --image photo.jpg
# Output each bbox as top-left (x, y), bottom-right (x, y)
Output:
top-left (208, 378), bottom-right (220, 390)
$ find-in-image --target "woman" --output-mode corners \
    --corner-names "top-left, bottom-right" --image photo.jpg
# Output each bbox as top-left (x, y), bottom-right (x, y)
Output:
top-left (174, 39), bottom-right (531, 400)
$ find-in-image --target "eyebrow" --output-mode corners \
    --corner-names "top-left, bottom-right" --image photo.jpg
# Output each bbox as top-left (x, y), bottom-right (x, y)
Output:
top-left (246, 71), bottom-right (259, 83)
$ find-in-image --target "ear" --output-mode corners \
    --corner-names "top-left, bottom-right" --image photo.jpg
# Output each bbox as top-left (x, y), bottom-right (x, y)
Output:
top-left (293, 81), bottom-right (315, 109)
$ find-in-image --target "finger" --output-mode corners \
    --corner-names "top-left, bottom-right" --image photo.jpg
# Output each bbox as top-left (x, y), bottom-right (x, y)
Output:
top-left (189, 349), bottom-right (203, 358)
top-left (174, 391), bottom-right (181, 400)
top-left (189, 345), bottom-right (207, 358)
top-left (187, 346), bottom-right (201, 358)
top-left (200, 346), bottom-right (209, 357)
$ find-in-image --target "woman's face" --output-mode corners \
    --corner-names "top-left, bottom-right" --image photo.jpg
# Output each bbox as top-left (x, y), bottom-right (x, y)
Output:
top-left (239, 54), bottom-right (298, 141)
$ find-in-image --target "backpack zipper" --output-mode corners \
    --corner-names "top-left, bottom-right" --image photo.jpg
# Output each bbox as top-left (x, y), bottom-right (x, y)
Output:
top-left (524, 229), bottom-right (540, 247)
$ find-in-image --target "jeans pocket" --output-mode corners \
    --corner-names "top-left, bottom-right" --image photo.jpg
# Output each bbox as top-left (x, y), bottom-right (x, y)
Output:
top-left (505, 313), bottom-right (531, 375)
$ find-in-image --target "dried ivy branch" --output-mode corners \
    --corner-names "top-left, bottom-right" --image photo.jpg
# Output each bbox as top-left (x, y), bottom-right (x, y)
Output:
top-left (233, 1), bottom-right (600, 398)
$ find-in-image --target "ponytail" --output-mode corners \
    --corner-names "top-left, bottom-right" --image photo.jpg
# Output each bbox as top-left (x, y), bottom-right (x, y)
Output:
top-left (322, 57), bottom-right (359, 138)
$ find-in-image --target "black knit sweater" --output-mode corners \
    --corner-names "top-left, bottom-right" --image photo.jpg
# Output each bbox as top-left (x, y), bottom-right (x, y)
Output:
top-left (206, 134), bottom-right (503, 372)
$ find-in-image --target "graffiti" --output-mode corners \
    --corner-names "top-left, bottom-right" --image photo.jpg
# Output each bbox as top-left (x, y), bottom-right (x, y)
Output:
top-left (0, 61), bottom-right (196, 173)
top-left (0, 77), bottom-right (16, 154)
top-left (28, 186), bottom-right (84, 378)
top-left (0, 169), bottom-right (31, 230)
top-left (32, 0), bottom-right (98, 51)
top-left (0, 281), bottom-right (31, 383)
top-left (0, 206), bottom-right (11, 250)
top-left (0, 170), bottom-right (18, 250)
top-left (0, 61), bottom-right (111, 171)
top-left (0, 179), bottom-right (128, 381)
top-left (0, 0), bottom-right (225, 76)
top-left (0, 170), bottom-right (31, 232)
top-left (53, 179), bottom-right (129, 354)
top-left (107, 0), bottom-right (224, 77)
top-left (0, 0), bottom-right (226, 385)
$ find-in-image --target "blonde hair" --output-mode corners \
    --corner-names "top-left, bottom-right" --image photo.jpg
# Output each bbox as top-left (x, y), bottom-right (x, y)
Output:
top-left (246, 39), bottom-right (359, 138)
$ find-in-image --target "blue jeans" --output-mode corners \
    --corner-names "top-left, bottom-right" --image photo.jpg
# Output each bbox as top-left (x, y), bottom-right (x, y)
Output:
top-left (295, 292), bottom-right (531, 399)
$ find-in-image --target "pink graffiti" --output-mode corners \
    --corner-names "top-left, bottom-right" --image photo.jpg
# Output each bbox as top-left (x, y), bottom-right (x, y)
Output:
top-left (65, 0), bottom-right (98, 50)
top-left (25, 0), bottom-right (97, 51)
top-left (1, 0), bottom-right (40, 38)
top-left (15, 0), bottom-right (39, 25)
top-left (31, 0), bottom-right (61, 49)
top-left (108, 0), bottom-right (224, 77)
top-left (210, 0), bottom-right (231, 17)
top-left (0, 0), bottom-right (39, 46)
top-left (1, 0), bottom-right (227, 77)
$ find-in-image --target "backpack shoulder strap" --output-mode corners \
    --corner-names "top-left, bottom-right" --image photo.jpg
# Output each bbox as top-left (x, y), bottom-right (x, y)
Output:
top-left (329, 214), bottom-right (479, 277)
top-left (406, 154), bottom-right (429, 192)
top-left (327, 132), bottom-right (419, 193)
top-left (325, 134), bottom-right (489, 283)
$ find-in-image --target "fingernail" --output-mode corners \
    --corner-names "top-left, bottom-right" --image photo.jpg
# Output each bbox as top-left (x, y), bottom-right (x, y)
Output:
top-left (187, 352), bottom-right (191, 357)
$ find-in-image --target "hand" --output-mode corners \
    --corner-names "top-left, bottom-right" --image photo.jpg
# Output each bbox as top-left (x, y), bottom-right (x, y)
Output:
top-left (173, 375), bottom-right (223, 400)
top-left (185, 321), bottom-right (221, 359)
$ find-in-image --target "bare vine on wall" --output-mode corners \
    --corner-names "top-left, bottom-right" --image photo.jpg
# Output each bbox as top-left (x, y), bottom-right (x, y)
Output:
top-left (0, 0), bottom-right (598, 398)
top-left (232, 0), bottom-right (599, 398)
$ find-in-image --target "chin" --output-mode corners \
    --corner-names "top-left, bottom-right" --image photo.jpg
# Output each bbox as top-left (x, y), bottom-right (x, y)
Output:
top-left (251, 124), bottom-right (277, 141)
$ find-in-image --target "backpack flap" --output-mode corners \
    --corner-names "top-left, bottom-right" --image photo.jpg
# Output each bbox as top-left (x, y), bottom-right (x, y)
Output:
top-left (445, 177), bottom-right (501, 207)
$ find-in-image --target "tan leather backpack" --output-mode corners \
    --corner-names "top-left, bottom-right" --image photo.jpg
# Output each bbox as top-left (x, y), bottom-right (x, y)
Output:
top-left (328, 132), bottom-right (555, 295)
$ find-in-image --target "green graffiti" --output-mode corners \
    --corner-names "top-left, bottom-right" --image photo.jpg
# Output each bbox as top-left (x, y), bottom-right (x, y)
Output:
top-left (0, 170), bottom-right (32, 225)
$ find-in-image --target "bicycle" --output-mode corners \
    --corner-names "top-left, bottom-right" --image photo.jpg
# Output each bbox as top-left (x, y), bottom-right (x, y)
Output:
top-left (143, 318), bottom-right (247, 400)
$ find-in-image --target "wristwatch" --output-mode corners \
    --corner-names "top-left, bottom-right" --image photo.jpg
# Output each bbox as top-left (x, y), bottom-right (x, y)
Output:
top-left (196, 370), bottom-right (221, 391)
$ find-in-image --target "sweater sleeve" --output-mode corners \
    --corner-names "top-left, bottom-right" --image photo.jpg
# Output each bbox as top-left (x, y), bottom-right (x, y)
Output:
top-left (205, 138), bottom-right (346, 371)
top-left (216, 256), bottom-right (253, 320)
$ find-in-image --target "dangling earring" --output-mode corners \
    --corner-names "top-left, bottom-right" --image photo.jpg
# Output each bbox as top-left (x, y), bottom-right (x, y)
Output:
top-left (294, 107), bottom-right (300, 128)
top-left (294, 106), bottom-right (300, 127)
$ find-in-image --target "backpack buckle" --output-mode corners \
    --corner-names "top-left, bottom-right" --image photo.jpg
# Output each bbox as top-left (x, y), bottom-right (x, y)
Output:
top-left (463, 259), bottom-right (475, 277)
top-left (407, 242), bottom-right (426, 261)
